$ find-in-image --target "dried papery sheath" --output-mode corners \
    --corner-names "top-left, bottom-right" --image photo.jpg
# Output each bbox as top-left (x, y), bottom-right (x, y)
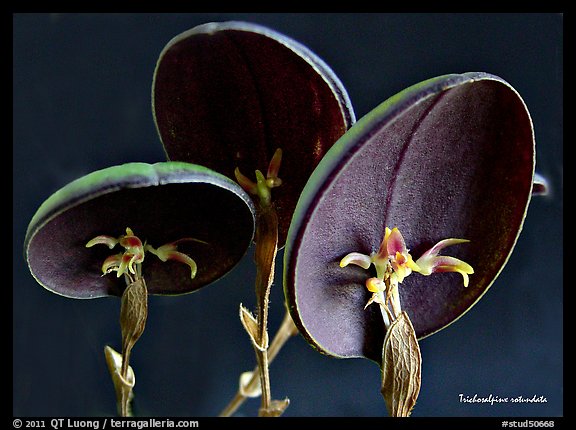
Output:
top-left (381, 311), bottom-right (421, 417)
top-left (240, 304), bottom-right (268, 352)
top-left (259, 398), bottom-right (290, 417)
top-left (105, 345), bottom-right (135, 417)
top-left (239, 371), bottom-right (262, 398)
top-left (120, 278), bottom-right (148, 377)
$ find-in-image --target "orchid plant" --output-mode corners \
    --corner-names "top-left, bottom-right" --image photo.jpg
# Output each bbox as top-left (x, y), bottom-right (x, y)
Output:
top-left (283, 71), bottom-right (539, 417)
top-left (24, 162), bottom-right (256, 416)
top-left (151, 21), bottom-right (354, 416)
top-left (23, 20), bottom-right (548, 418)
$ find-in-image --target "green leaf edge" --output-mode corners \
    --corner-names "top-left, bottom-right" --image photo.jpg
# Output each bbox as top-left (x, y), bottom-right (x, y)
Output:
top-left (24, 161), bottom-right (256, 297)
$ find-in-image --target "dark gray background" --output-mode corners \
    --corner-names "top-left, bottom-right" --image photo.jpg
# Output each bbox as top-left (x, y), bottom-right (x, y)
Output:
top-left (13, 13), bottom-right (563, 417)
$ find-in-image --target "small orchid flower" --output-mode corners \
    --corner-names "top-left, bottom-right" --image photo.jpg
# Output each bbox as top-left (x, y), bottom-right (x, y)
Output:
top-left (234, 148), bottom-right (283, 206)
top-left (86, 228), bottom-right (204, 282)
top-left (341, 227), bottom-right (421, 321)
top-left (340, 227), bottom-right (420, 282)
top-left (87, 228), bottom-right (145, 279)
top-left (378, 227), bottom-right (421, 283)
top-left (340, 226), bottom-right (473, 325)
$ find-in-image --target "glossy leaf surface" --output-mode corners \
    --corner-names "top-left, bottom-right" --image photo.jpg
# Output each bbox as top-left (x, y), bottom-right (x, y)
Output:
top-left (152, 21), bottom-right (354, 245)
top-left (284, 73), bottom-right (535, 362)
top-left (25, 162), bottom-right (255, 299)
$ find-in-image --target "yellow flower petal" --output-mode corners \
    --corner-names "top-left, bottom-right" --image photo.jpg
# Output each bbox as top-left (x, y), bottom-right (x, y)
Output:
top-left (366, 277), bottom-right (384, 293)
top-left (101, 254), bottom-right (122, 275)
top-left (86, 235), bottom-right (118, 249)
top-left (339, 252), bottom-right (372, 269)
top-left (406, 254), bottom-right (421, 272)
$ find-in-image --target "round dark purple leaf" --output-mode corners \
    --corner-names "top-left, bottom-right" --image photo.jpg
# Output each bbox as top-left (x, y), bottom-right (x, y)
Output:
top-left (152, 21), bottom-right (355, 246)
top-left (284, 73), bottom-right (535, 363)
top-left (25, 162), bottom-right (255, 299)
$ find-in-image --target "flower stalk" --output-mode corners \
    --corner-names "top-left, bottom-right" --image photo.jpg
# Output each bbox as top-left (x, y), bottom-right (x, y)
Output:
top-left (233, 149), bottom-right (290, 417)
top-left (86, 228), bottom-right (200, 416)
